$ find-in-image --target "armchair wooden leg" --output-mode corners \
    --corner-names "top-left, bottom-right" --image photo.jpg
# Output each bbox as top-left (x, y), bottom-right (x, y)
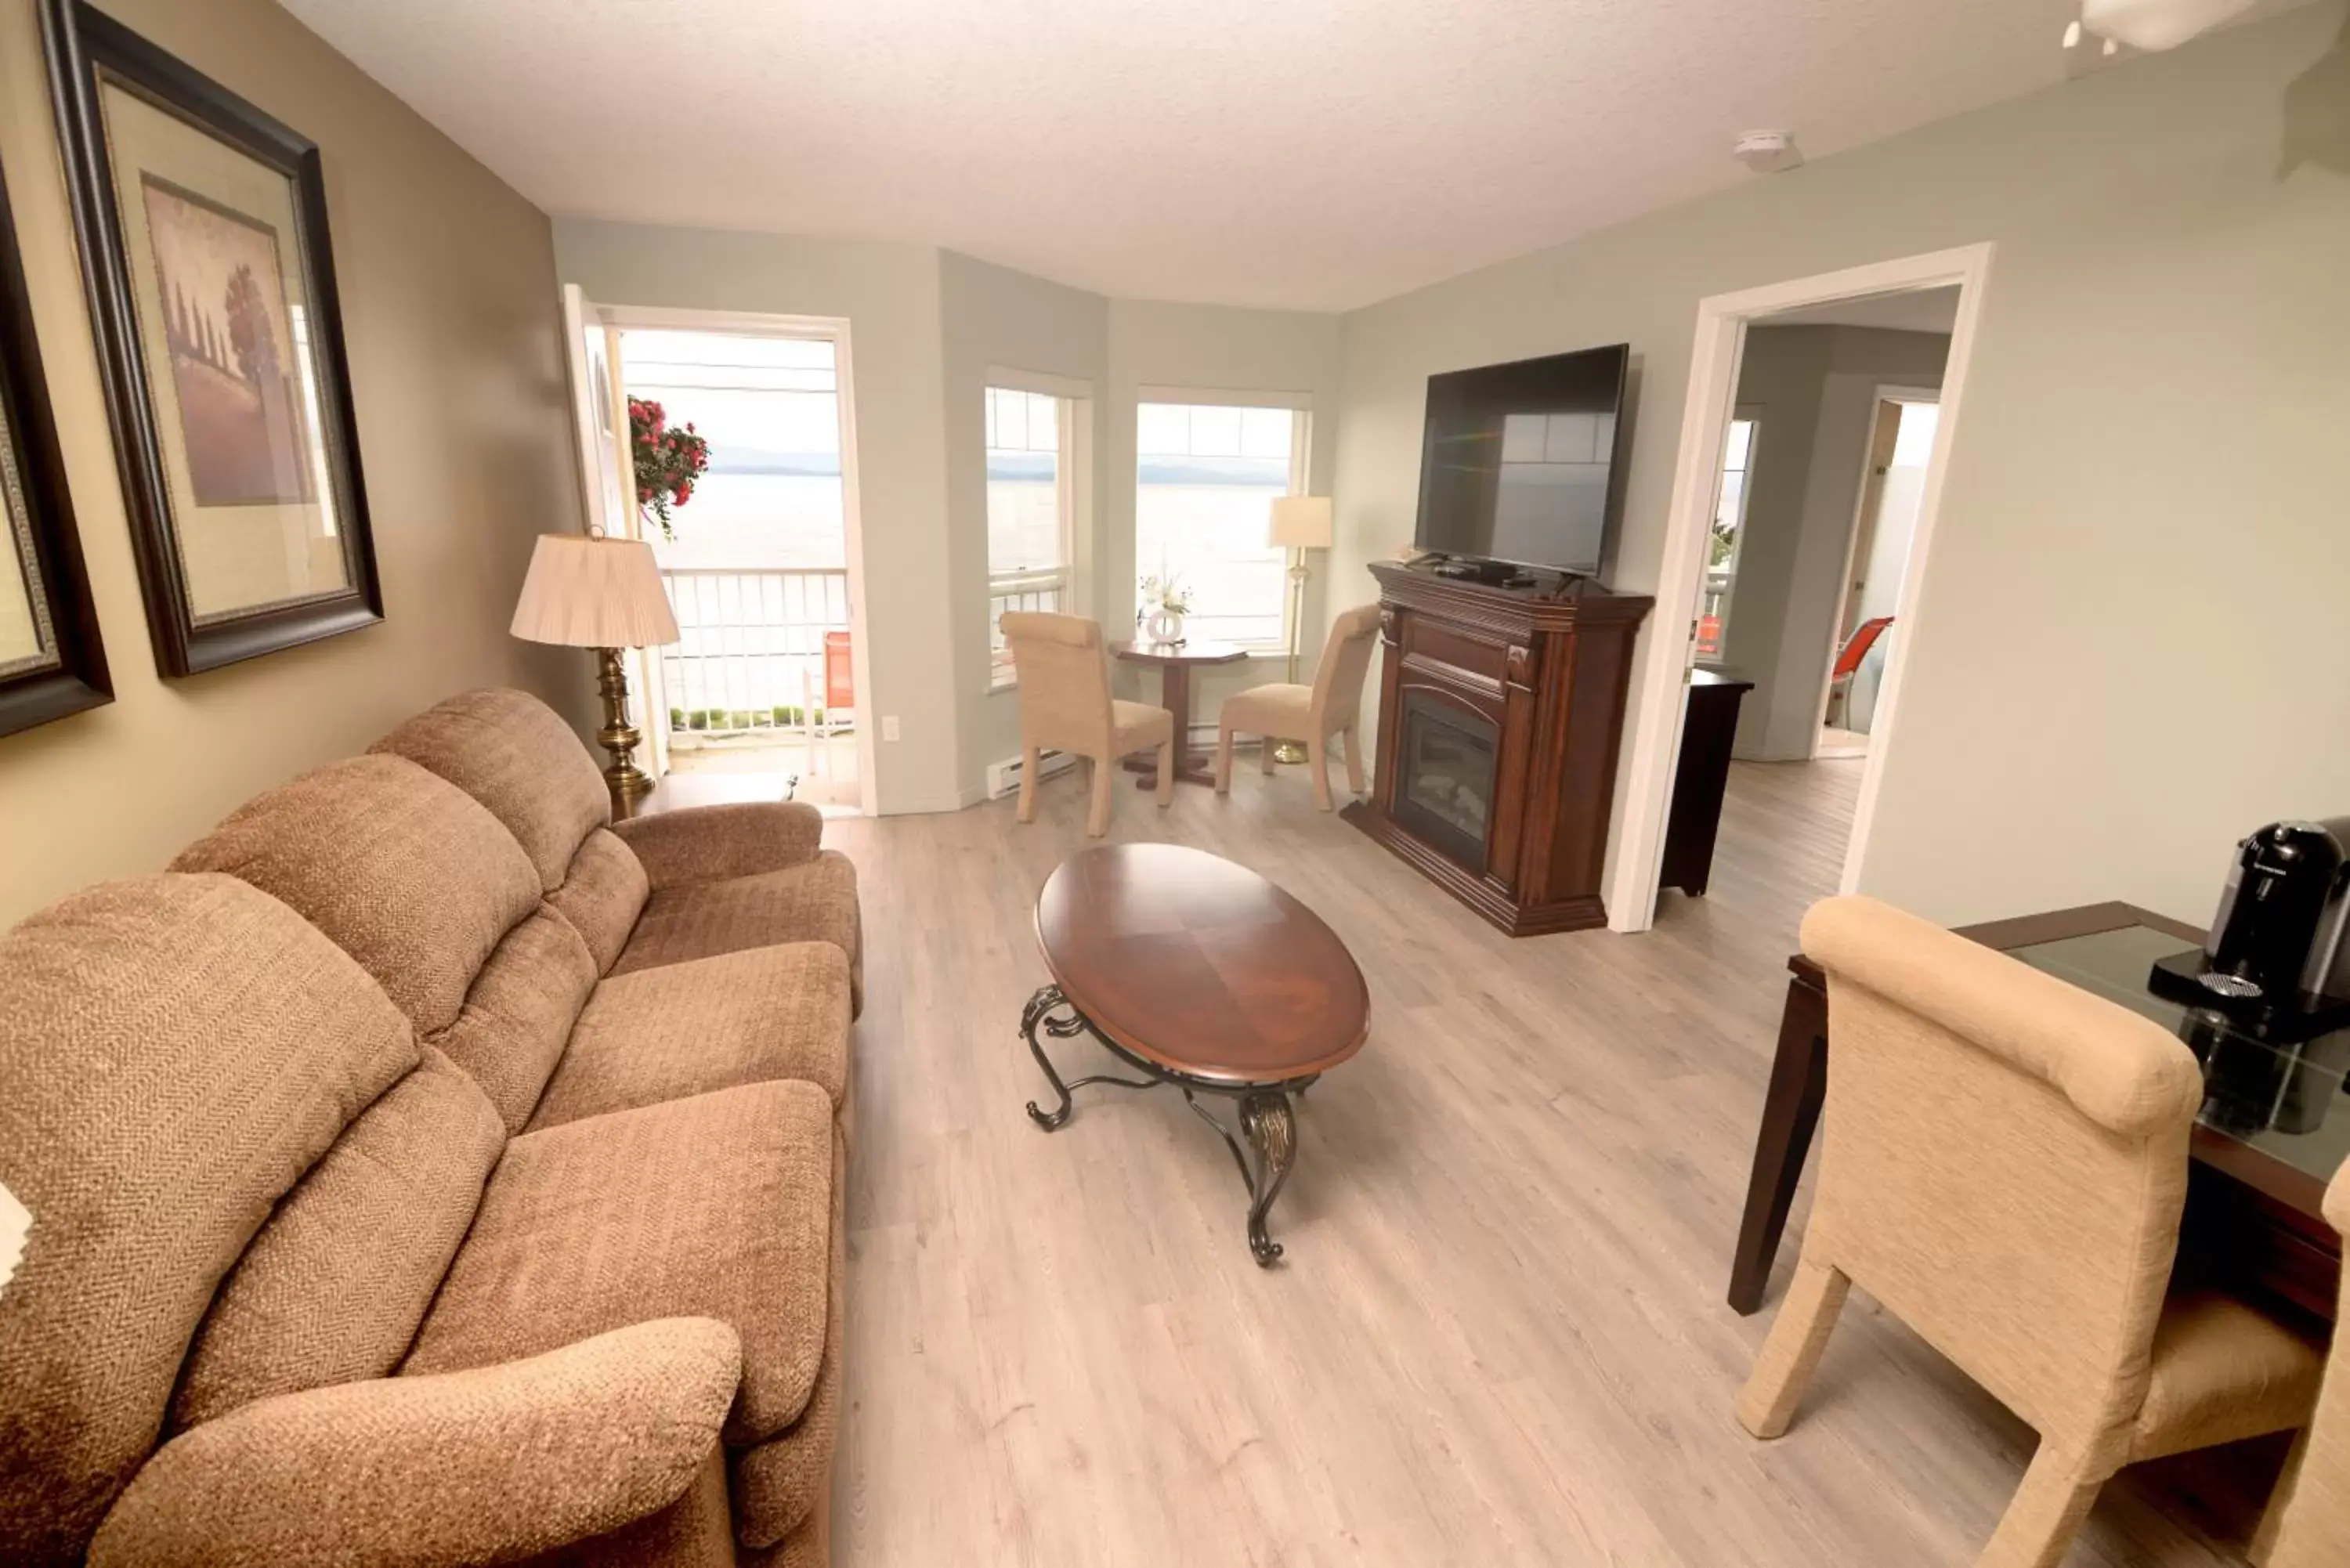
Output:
top-left (1735, 1256), bottom-right (1849, 1439)
top-left (1215, 726), bottom-right (1235, 794)
top-left (1341, 726), bottom-right (1365, 796)
top-left (1086, 754), bottom-right (1115, 837)
top-left (1973, 1443), bottom-right (2113, 1568)
top-left (1307, 732), bottom-right (1333, 811)
top-left (1155, 740), bottom-right (1174, 807)
top-left (1016, 744), bottom-right (1040, 824)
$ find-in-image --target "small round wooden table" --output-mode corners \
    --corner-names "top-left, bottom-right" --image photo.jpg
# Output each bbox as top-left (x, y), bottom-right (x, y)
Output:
top-left (1111, 638), bottom-right (1248, 788)
top-left (1021, 843), bottom-right (1370, 1265)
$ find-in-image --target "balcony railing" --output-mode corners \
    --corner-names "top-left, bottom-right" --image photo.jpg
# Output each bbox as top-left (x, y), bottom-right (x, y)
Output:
top-left (987, 568), bottom-right (1066, 690)
top-left (659, 567), bottom-right (850, 737)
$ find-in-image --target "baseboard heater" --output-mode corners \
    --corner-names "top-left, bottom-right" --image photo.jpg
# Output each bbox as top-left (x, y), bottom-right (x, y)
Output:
top-left (986, 748), bottom-right (1077, 801)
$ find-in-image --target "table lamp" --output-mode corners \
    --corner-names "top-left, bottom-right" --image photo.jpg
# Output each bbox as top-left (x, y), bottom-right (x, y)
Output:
top-left (1267, 495), bottom-right (1335, 763)
top-left (510, 530), bottom-right (680, 815)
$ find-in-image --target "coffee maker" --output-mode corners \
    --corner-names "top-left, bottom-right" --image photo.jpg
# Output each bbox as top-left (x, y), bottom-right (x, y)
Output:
top-left (2150, 818), bottom-right (2350, 1028)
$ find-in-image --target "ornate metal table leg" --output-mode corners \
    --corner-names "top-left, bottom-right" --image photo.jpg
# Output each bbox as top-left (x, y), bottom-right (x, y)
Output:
top-left (1022, 985), bottom-right (1079, 1130)
top-left (1239, 1090), bottom-right (1298, 1266)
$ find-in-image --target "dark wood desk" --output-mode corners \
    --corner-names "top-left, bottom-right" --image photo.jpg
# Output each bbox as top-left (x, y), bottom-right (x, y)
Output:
top-left (1660, 670), bottom-right (1752, 898)
top-left (1730, 901), bottom-right (2347, 1324)
top-left (1112, 638), bottom-right (1248, 788)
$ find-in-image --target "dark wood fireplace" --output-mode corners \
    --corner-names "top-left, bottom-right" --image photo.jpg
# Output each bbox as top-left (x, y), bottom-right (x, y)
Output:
top-left (1342, 561), bottom-right (1653, 935)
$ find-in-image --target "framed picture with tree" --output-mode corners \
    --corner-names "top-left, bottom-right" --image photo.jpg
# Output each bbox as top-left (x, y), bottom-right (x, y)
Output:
top-left (43, 0), bottom-right (380, 675)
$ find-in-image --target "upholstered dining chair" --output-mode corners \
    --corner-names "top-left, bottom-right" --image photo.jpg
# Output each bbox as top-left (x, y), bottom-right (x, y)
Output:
top-left (2251, 1158), bottom-right (2350, 1567)
top-left (1739, 895), bottom-right (2325, 1568)
top-left (1214, 603), bottom-right (1383, 811)
top-left (1000, 611), bottom-right (1174, 837)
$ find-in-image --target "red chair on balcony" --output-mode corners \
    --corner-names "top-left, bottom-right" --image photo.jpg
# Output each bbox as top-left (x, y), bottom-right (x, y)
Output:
top-left (1825, 616), bottom-right (1893, 727)
top-left (823, 630), bottom-right (854, 718)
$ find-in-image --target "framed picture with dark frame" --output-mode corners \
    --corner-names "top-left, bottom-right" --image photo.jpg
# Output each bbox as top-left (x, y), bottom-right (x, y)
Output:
top-left (42, 0), bottom-right (380, 677)
top-left (0, 145), bottom-right (110, 739)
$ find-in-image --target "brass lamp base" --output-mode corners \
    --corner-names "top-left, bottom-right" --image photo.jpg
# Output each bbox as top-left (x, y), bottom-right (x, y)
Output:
top-left (594, 647), bottom-right (653, 817)
top-left (1274, 551), bottom-right (1313, 765)
top-left (1272, 739), bottom-right (1308, 764)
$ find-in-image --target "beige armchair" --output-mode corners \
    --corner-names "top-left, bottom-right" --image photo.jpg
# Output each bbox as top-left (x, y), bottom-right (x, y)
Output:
top-left (1215, 603), bottom-right (1382, 811)
top-left (1000, 611), bottom-right (1174, 837)
top-left (1739, 895), bottom-right (2324, 1568)
top-left (2251, 1157), bottom-right (2350, 1567)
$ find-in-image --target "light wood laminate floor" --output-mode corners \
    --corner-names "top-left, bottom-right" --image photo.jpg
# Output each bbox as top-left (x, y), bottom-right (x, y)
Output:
top-left (817, 756), bottom-right (2275, 1566)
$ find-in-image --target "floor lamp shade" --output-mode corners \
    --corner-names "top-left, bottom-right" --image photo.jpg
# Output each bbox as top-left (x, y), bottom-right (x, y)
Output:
top-left (510, 534), bottom-right (680, 649)
top-left (1269, 495), bottom-right (1334, 551)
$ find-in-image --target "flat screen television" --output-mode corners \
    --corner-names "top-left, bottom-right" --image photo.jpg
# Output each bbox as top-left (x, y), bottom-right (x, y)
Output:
top-left (1413, 344), bottom-right (1630, 578)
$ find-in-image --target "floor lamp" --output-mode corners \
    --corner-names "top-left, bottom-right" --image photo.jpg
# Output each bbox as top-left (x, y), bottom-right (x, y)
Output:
top-left (1267, 495), bottom-right (1335, 764)
top-left (510, 531), bottom-right (681, 817)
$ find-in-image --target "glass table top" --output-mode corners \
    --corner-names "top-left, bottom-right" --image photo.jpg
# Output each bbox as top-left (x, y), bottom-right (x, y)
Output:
top-left (2010, 925), bottom-right (2350, 1188)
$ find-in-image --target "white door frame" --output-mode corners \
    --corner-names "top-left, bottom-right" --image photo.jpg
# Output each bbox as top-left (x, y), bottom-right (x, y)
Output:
top-left (1607, 243), bottom-right (1994, 931)
top-left (595, 302), bottom-right (880, 819)
top-left (1809, 383), bottom-right (1943, 752)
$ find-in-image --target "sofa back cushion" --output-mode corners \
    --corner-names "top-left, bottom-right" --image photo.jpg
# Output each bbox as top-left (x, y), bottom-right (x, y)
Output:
top-left (547, 828), bottom-right (650, 974)
top-left (0, 875), bottom-right (414, 1566)
top-left (432, 910), bottom-right (600, 1132)
top-left (371, 688), bottom-right (612, 893)
top-left (171, 755), bottom-right (542, 1035)
top-left (171, 1048), bottom-right (506, 1430)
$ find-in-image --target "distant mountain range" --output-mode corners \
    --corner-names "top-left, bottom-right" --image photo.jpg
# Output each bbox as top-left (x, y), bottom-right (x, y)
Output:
top-left (709, 446), bottom-right (1289, 487)
top-left (707, 445), bottom-right (842, 477)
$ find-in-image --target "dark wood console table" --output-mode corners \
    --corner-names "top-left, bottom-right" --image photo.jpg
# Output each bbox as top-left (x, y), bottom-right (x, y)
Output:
top-left (1729, 901), bottom-right (2346, 1326)
top-left (1340, 561), bottom-right (1652, 935)
top-left (1659, 670), bottom-right (1752, 898)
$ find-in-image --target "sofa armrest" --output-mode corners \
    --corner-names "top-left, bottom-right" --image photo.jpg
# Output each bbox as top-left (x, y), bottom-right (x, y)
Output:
top-left (610, 800), bottom-right (825, 889)
top-left (90, 1319), bottom-right (741, 1568)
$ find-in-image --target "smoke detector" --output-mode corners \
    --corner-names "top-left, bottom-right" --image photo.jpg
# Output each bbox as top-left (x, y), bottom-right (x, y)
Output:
top-left (1734, 131), bottom-right (1803, 175)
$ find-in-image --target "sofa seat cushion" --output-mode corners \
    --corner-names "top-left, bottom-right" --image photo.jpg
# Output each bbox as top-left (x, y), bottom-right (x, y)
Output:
top-left (403, 1082), bottom-right (834, 1443)
top-left (729, 1128), bottom-right (846, 1549)
top-left (172, 1049), bottom-right (506, 1431)
top-left (527, 945), bottom-right (851, 1133)
top-left (611, 851), bottom-right (862, 1015)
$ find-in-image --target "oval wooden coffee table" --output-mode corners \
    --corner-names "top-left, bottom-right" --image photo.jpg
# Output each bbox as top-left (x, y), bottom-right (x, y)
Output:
top-left (1021, 843), bottom-right (1370, 1265)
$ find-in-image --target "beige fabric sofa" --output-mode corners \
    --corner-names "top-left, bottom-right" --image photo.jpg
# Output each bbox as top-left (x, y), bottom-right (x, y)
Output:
top-left (0, 687), bottom-right (859, 1567)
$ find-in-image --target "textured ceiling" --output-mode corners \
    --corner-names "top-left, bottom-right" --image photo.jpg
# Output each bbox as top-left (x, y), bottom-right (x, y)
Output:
top-left (282, 0), bottom-right (2092, 311)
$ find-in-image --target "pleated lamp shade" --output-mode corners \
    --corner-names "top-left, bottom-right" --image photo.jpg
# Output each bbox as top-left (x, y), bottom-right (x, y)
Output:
top-left (510, 534), bottom-right (680, 649)
top-left (1268, 495), bottom-right (1334, 550)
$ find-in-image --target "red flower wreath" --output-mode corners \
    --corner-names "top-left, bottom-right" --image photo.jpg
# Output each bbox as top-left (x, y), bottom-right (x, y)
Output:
top-left (628, 396), bottom-right (710, 542)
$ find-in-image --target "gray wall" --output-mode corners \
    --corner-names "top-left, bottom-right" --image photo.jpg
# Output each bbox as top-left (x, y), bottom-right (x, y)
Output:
top-left (1330, 4), bottom-right (2350, 927)
top-left (1720, 324), bottom-right (1950, 759)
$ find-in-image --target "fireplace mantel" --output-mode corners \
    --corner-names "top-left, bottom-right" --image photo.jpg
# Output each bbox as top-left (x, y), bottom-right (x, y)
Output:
top-left (1340, 560), bottom-right (1654, 935)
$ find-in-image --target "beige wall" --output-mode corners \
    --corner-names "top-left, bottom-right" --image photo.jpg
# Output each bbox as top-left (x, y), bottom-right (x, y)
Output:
top-left (551, 221), bottom-right (965, 813)
top-left (1332, 3), bottom-right (2350, 928)
top-left (0, 0), bottom-right (584, 927)
top-left (1721, 324), bottom-right (1950, 760)
top-left (1101, 298), bottom-right (1346, 732)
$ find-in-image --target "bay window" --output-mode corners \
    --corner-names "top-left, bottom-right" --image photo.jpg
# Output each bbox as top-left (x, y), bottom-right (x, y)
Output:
top-left (1133, 399), bottom-right (1307, 651)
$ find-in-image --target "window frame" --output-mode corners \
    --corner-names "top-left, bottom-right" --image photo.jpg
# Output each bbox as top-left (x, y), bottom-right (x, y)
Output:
top-left (985, 378), bottom-right (1088, 692)
top-left (1132, 390), bottom-right (1312, 656)
top-left (1697, 410), bottom-right (1760, 667)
